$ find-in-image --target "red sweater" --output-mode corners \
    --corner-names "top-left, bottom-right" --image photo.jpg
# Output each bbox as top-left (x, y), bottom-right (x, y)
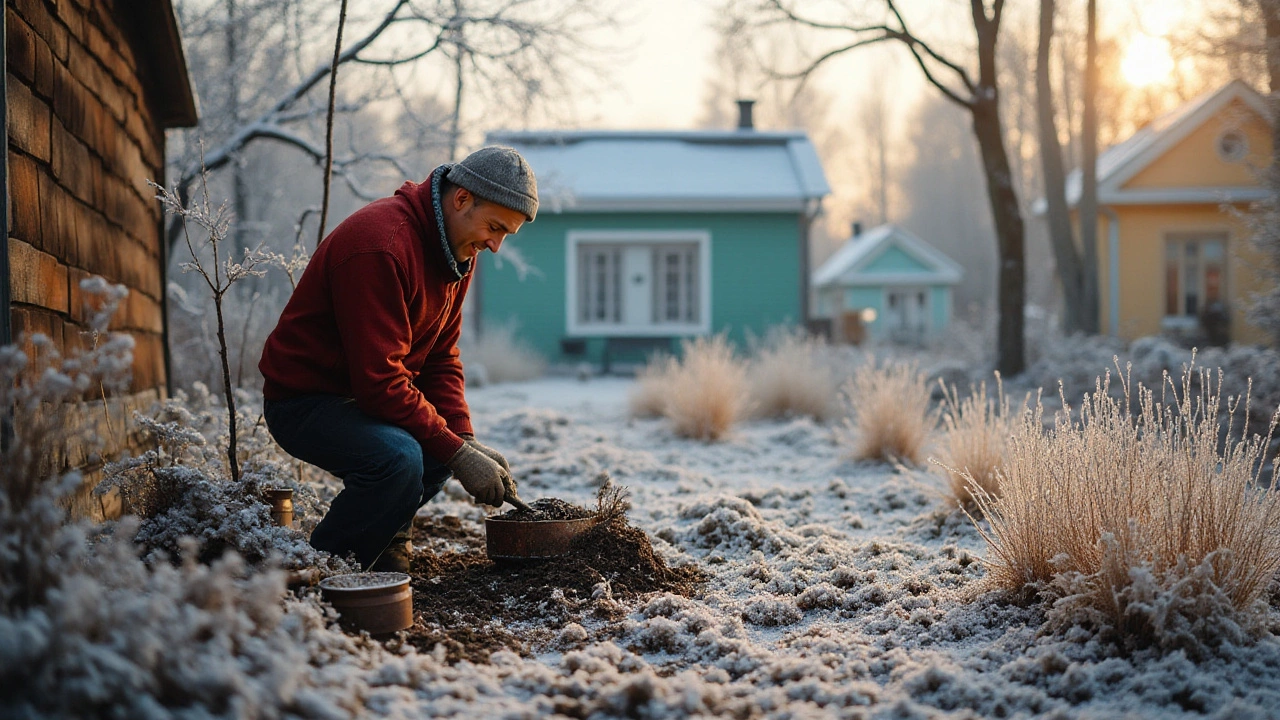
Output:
top-left (259, 170), bottom-right (473, 463)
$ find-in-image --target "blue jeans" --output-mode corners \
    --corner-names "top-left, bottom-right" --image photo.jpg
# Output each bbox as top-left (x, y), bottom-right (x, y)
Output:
top-left (263, 394), bottom-right (452, 569)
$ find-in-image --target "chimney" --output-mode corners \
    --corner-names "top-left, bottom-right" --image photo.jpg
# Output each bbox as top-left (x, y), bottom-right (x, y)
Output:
top-left (852, 221), bottom-right (863, 238)
top-left (736, 99), bottom-right (755, 130)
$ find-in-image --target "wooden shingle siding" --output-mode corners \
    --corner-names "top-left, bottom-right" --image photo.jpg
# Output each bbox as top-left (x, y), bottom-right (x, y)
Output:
top-left (7, 0), bottom-right (192, 515)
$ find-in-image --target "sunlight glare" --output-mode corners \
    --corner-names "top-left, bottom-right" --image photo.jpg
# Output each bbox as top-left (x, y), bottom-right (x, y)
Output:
top-left (1120, 34), bottom-right (1175, 88)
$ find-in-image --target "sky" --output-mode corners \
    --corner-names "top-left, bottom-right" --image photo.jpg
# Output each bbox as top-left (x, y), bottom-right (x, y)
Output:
top-left (568, 0), bottom-right (1200, 132)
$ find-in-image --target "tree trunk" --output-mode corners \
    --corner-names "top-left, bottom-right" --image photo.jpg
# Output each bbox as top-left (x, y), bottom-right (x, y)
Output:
top-left (972, 95), bottom-right (1027, 376)
top-left (1036, 0), bottom-right (1085, 333)
top-left (227, 0), bottom-right (249, 256)
top-left (1078, 0), bottom-right (1100, 333)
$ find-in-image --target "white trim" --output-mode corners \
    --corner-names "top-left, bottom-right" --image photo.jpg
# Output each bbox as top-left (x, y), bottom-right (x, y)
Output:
top-left (835, 272), bottom-right (961, 286)
top-left (1100, 186), bottom-right (1268, 205)
top-left (565, 230), bottom-right (712, 337)
top-left (541, 198), bottom-right (810, 213)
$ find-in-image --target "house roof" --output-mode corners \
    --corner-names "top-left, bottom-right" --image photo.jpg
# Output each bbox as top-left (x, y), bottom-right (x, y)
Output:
top-left (1055, 80), bottom-right (1270, 208)
top-left (486, 130), bottom-right (830, 213)
top-left (124, 1), bottom-right (198, 127)
top-left (812, 224), bottom-right (963, 288)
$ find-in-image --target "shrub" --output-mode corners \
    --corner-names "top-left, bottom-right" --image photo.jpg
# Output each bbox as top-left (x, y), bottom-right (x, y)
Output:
top-left (837, 360), bottom-right (934, 464)
top-left (968, 364), bottom-right (1280, 653)
top-left (934, 374), bottom-right (1017, 509)
top-left (461, 322), bottom-right (547, 385)
top-left (747, 327), bottom-right (839, 421)
top-left (664, 335), bottom-right (750, 441)
top-left (629, 353), bottom-right (678, 418)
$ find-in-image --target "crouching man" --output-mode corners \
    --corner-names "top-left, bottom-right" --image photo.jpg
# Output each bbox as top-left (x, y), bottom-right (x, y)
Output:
top-left (258, 147), bottom-right (538, 572)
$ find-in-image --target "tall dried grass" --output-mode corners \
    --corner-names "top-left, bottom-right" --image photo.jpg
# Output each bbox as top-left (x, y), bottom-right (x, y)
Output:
top-left (747, 327), bottom-right (839, 421)
top-left (968, 363), bottom-right (1280, 652)
top-left (629, 353), bottom-right (678, 418)
top-left (460, 322), bottom-right (547, 385)
top-left (663, 335), bottom-right (750, 441)
top-left (837, 360), bottom-right (934, 464)
top-left (934, 374), bottom-right (1017, 509)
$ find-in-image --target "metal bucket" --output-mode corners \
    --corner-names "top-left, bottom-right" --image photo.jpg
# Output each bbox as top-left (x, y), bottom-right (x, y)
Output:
top-left (485, 516), bottom-right (600, 560)
top-left (319, 572), bottom-right (413, 634)
top-left (263, 488), bottom-right (294, 528)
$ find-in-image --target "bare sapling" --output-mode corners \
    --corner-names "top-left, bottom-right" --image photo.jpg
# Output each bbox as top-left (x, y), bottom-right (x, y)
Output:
top-left (151, 162), bottom-right (266, 483)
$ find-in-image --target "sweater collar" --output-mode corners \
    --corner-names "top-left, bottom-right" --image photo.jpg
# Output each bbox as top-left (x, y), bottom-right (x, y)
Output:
top-left (430, 165), bottom-right (471, 280)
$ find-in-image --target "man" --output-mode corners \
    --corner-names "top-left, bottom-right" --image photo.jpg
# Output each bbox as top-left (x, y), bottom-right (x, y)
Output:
top-left (259, 146), bottom-right (537, 572)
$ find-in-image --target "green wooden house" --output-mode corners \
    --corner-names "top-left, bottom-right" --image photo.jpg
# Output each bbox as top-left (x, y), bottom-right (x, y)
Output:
top-left (477, 126), bottom-right (830, 368)
top-left (812, 224), bottom-right (963, 345)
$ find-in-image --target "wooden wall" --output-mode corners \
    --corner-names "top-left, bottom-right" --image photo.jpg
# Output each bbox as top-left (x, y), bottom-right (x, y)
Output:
top-left (7, 0), bottom-right (174, 514)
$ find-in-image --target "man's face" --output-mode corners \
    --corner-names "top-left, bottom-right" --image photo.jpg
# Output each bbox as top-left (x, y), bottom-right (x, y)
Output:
top-left (444, 188), bottom-right (526, 262)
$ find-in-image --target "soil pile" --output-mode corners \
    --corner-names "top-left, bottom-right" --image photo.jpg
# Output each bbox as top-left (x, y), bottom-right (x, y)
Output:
top-left (493, 497), bottom-right (596, 522)
top-left (404, 490), bottom-right (703, 664)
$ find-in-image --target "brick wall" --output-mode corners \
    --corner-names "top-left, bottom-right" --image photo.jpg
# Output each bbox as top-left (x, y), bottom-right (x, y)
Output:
top-left (7, 0), bottom-right (171, 513)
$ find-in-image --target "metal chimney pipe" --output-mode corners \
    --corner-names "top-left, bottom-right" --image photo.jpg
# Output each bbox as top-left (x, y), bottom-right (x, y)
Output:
top-left (736, 99), bottom-right (755, 130)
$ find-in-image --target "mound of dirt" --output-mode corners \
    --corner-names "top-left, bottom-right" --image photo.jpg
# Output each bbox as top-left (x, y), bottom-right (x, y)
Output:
top-left (404, 500), bottom-right (703, 664)
top-left (493, 497), bottom-right (596, 522)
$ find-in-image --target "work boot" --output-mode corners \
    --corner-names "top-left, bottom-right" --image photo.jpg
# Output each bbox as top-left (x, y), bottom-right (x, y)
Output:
top-left (370, 535), bottom-right (412, 573)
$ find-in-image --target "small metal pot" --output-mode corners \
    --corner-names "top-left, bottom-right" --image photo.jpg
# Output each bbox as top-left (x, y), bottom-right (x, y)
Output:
top-left (263, 488), bottom-right (294, 528)
top-left (485, 516), bottom-right (600, 560)
top-left (319, 572), bottom-right (414, 635)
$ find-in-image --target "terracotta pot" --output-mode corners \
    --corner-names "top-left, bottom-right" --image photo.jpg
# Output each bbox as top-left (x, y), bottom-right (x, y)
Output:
top-left (319, 572), bottom-right (413, 635)
top-left (485, 516), bottom-right (600, 560)
top-left (262, 488), bottom-right (294, 528)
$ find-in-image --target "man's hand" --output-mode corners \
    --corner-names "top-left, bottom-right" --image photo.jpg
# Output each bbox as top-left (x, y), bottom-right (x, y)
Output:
top-left (461, 435), bottom-right (510, 473)
top-left (447, 443), bottom-right (507, 507)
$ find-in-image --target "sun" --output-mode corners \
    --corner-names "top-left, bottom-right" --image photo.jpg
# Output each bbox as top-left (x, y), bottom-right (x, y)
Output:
top-left (1120, 34), bottom-right (1175, 88)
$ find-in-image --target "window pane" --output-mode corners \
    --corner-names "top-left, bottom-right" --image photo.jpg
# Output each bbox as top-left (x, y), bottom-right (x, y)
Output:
top-left (1165, 243), bottom-right (1179, 316)
top-left (1203, 240), bottom-right (1224, 304)
top-left (1184, 242), bottom-right (1200, 316)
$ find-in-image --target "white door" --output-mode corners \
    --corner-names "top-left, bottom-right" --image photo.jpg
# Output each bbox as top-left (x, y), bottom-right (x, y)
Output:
top-left (885, 287), bottom-right (928, 341)
top-left (621, 246), bottom-right (652, 326)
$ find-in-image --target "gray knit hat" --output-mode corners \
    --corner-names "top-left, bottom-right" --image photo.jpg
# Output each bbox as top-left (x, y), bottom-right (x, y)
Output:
top-left (445, 146), bottom-right (539, 221)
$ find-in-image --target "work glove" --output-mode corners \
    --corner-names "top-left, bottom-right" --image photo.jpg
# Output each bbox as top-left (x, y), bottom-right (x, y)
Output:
top-left (447, 443), bottom-right (508, 507)
top-left (461, 435), bottom-right (517, 498)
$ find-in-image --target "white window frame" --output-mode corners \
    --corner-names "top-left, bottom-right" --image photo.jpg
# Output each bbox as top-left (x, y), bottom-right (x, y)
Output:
top-left (566, 230), bottom-right (712, 337)
top-left (1161, 231), bottom-right (1228, 331)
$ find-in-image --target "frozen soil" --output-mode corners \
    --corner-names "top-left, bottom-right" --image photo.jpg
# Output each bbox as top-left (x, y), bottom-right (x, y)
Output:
top-left (364, 376), bottom-right (1280, 718)
top-left (493, 497), bottom-right (597, 521)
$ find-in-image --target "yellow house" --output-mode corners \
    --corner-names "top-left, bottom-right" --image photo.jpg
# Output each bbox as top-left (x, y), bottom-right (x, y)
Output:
top-left (1066, 80), bottom-right (1273, 345)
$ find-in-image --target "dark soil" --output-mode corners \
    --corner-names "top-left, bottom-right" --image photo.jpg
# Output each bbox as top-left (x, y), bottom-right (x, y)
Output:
top-left (492, 497), bottom-right (596, 522)
top-left (403, 510), bottom-right (704, 664)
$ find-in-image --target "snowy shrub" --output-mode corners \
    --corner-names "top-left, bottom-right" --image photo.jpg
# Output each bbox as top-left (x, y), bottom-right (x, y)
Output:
top-left (933, 374), bottom-right (1018, 509)
top-left (746, 326), bottom-right (839, 422)
top-left (969, 364), bottom-right (1280, 653)
top-left (836, 360), bottom-right (935, 464)
top-left (664, 335), bottom-right (751, 441)
top-left (460, 321), bottom-right (547, 385)
top-left (629, 353), bottom-right (678, 418)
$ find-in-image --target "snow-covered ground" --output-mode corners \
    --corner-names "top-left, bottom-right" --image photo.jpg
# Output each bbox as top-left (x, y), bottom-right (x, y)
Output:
top-left (384, 375), bottom-right (1280, 719)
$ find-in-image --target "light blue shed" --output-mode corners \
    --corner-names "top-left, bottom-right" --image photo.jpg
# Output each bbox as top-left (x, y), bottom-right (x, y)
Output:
top-left (812, 224), bottom-right (963, 344)
top-left (476, 127), bottom-right (830, 368)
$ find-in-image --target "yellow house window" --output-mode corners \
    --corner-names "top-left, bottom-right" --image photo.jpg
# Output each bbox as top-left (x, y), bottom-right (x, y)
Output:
top-left (1164, 233), bottom-right (1226, 320)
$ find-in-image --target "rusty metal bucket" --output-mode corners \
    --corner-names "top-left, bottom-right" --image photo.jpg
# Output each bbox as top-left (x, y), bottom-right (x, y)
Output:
top-left (263, 488), bottom-right (294, 528)
top-left (319, 572), bottom-right (413, 635)
top-left (485, 516), bottom-right (600, 560)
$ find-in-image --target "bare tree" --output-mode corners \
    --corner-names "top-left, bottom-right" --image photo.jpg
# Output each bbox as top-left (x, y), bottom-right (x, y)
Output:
top-left (1078, 0), bottom-right (1100, 334)
top-left (1035, 0), bottom-right (1087, 333)
top-left (733, 0), bottom-right (1029, 374)
top-left (169, 0), bottom-right (613, 257)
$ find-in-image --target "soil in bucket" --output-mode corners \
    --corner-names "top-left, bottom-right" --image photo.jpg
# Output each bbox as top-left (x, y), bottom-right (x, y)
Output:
top-left (404, 482), bottom-right (704, 664)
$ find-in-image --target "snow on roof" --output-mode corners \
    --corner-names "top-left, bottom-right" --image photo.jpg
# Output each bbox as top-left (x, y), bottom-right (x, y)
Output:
top-left (812, 223), bottom-right (962, 288)
top-left (1049, 80), bottom-right (1271, 209)
top-left (486, 130), bottom-right (831, 213)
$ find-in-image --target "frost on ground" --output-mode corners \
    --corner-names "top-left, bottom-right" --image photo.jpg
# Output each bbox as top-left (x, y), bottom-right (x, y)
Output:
top-left (7, 359), bottom-right (1280, 716)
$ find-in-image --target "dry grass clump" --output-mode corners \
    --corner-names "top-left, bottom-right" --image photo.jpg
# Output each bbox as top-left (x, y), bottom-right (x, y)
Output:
top-left (968, 363), bottom-right (1280, 653)
top-left (461, 322), bottom-right (547, 385)
top-left (663, 335), bottom-right (751, 441)
top-left (747, 327), bottom-right (839, 421)
top-left (628, 353), bottom-right (679, 418)
top-left (837, 360), bottom-right (934, 464)
top-left (934, 374), bottom-right (1017, 509)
